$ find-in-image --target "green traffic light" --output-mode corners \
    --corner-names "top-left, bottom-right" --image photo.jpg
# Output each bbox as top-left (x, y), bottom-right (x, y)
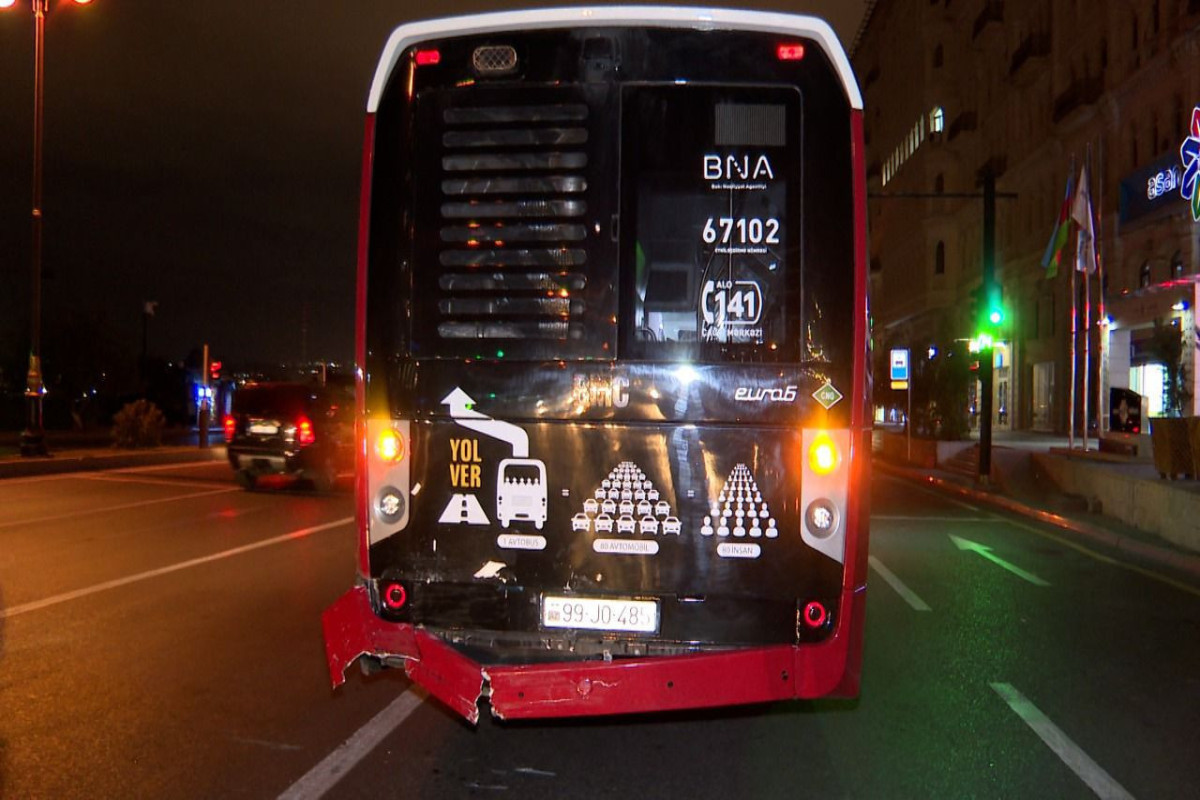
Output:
top-left (988, 309), bottom-right (1003, 325)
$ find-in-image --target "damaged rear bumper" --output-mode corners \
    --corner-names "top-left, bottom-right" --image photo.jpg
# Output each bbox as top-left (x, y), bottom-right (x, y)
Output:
top-left (322, 584), bottom-right (864, 724)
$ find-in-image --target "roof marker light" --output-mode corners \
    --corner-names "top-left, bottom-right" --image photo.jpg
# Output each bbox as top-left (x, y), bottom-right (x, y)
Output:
top-left (777, 43), bottom-right (806, 61)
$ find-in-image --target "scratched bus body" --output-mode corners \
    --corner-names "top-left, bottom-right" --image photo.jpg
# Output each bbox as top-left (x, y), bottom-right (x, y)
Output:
top-left (322, 7), bottom-right (870, 723)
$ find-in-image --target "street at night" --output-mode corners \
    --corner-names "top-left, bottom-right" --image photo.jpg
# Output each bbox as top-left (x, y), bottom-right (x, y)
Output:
top-left (1, 456), bottom-right (1196, 798)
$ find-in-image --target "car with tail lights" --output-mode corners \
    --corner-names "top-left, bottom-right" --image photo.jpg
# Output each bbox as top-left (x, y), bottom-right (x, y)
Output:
top-left (223, 382), bottom-right (354, 491)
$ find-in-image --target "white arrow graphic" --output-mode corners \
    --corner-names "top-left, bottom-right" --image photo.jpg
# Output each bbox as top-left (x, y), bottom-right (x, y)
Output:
top-left (950, 535), bottom-right (1050, 587)
top-left (442, 388), bottom-right (529, 457)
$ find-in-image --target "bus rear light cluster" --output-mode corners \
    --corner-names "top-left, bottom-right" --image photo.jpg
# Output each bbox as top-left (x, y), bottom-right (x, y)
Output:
top-left (375, 485), bottom-right (406, 525)
top-left (807, 432), bottom-right (840, 475)
top-left (776, 43), bottom-right (806, 61)
top-left (381, 582), bottom-right (408, 611)
top-left (366, 419), bottom-right (412, 538)
top-left (800, 429), bottom-right (850, 564)
top-left (375, 427), bottom-right (405, 463)
top-left (802, 601), bottom-right (828, 629)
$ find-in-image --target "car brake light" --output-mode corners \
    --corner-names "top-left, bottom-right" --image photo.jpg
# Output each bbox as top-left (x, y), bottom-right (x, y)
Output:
top-left (223, 415), bottom-right (236, 443)
top-left (415, 48), bottom-right (440, 66)
top-left (297, 416), bottom-right (316, 447)
top-left (777, 43), bottom-right (806, 61)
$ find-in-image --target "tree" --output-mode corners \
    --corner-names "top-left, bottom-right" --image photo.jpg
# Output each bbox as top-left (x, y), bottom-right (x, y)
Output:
top-left (1147, 317), bottom-right (1192, 417)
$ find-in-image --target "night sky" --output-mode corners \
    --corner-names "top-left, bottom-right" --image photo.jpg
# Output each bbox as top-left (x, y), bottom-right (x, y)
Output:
top-left (1, 1), bottom-right (865, 374)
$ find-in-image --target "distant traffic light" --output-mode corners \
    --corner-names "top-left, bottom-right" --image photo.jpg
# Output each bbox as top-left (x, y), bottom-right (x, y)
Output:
top-left (209, 360), bottom-right (222, 381)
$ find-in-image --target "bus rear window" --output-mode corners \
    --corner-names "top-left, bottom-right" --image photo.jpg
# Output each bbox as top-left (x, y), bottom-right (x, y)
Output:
top-left (620, 84), bottom-right (802, 362)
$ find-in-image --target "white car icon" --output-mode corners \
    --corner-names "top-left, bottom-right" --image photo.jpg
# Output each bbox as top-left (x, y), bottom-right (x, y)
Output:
top-left (583, 498), bottom-right (599, 514)
top-left (639, 516), bottom-right (659, 535)
top-left (601, 499), bottom-right (616, 515)
top-left (571, 512), bottom-right (592, 532)
top-left (647, 489), bottom-right (660, 502)
top-left (617, 514), bottom-right (636, 534)
top-left (594, 513), bottom-right (614, 533)
top-left (619, 500), bottom-right (634, 516)
top-left (655, 500), bottom-right (671, 516)
top-left (662, 516), bottom-right (682, 535)
top-left (636, 500), bottom-right (652, 516)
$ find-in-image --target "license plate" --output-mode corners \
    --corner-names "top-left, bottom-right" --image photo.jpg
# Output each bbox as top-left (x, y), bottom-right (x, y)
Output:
top-left (248, 423), bottom-right (278, 436)
top-left (541, 595), bottom-right (659, 633)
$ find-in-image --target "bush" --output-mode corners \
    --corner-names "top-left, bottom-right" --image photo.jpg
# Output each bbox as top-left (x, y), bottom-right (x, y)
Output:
top-left (112, 399), bottom-right (165, 448)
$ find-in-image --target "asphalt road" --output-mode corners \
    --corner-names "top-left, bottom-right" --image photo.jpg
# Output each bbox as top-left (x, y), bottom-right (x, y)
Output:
top-left (1, 461), bottom-right (1197, 798)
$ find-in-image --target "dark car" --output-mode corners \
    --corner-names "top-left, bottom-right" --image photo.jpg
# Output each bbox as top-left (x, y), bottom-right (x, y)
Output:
top-left (223, 381), bottom-right (354, 491)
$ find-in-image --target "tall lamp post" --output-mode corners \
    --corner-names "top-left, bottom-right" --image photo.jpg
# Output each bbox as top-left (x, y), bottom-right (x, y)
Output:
top-left (2, 0), bottom-right (97, 456)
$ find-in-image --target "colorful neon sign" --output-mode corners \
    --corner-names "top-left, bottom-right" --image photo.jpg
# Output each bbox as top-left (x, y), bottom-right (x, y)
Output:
top-left (1182, 105), bottom-right (1200, 222)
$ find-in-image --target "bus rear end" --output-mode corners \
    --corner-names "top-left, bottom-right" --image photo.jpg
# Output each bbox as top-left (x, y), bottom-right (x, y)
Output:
top-left (323, 8), bottom-right (869, 723)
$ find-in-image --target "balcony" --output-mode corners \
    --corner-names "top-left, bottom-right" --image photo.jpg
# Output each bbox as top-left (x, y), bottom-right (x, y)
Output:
top-left (972, 1), bottom-right (1004, 40)
top-left (1052, 76), bottom-right (1105, 124)
top-left (947, 110), bottom-right (978, 142)
top-left (1009, 33), bottom-right (1051, 85)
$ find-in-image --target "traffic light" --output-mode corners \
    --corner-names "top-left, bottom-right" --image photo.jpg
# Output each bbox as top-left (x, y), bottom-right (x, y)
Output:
top-left (209, 360), bottom-right (222, 381)
top-left (969, 283), bottom-right (1006, 352)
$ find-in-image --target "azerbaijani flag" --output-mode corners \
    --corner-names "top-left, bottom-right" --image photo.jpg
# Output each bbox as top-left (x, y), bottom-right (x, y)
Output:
top-left (1040, 170), bottom-right (1075, 279)
top-left (1181, 106), bottom-right (1200, 223)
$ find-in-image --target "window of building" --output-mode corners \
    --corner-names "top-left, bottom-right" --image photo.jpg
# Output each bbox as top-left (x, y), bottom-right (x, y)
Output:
top-left (1140, 261), bottom-right (1152, 287)
top-left (1172, 250), bottom-right (1184, 278)
top-left (935, 241), bottom-right (945, 275)
top-left (930, 106), bottom-right (945, 133)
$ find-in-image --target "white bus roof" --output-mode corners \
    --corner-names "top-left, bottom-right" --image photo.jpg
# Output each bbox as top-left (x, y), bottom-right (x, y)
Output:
top-left (367, 6), bottom-right (863, 113)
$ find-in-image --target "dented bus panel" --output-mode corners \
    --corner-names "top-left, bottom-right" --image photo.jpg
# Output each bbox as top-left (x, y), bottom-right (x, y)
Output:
top-left (322, 7), bottom-right (870, 723)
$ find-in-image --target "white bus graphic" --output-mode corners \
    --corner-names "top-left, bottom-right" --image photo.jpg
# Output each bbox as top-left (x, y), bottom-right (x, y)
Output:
top-left (496, 458), bottom-right (547, 530)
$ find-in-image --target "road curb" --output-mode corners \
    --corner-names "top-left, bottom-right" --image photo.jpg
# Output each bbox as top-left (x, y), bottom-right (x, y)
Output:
top-left (874, 459), bottom-right (1200, 584)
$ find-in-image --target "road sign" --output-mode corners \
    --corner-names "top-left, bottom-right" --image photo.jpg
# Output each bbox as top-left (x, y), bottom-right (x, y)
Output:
top-left (889, 348), bottom-right (909, 382)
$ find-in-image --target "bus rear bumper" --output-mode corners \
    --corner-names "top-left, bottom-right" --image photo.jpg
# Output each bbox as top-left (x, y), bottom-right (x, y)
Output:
top-left (322, 584), bottom-right (864, 724)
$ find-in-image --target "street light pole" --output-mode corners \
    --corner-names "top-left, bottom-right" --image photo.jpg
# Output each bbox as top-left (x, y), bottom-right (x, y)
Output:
top-left (4, 0), bottom-right (96, 455)
top-left (19, 0), bottom-right (49, 456)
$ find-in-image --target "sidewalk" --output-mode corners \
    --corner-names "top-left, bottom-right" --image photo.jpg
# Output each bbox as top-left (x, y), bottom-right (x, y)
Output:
top-left (874, 426), bottom-right (1200, 584)
top-left (0, 429), bottom-right (225, 479)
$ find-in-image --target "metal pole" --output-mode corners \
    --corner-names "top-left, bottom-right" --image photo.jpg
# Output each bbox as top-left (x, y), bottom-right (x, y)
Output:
top-left (978, 171), bottom-right (995, 483)
top-left (199, 343), bottom-right (211, 449)
top-left (1069, 262), bottom-right (1077, 450)
top-left (20, 0), bottom-right (48, 457)
top-left (1083, 257), bottom-right (1091, 451)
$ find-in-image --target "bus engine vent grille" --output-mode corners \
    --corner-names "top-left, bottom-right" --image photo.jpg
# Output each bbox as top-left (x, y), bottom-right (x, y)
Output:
top-left (438, 99), bottom-right (590, 340)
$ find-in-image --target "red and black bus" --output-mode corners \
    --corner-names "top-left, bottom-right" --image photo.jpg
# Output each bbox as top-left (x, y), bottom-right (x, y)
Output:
top-left (323, 7), bottom-right (870, 724)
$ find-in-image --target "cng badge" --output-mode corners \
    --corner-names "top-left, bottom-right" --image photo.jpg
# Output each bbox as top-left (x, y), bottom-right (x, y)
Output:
top-left (812, 382), bottom-right (843, 410)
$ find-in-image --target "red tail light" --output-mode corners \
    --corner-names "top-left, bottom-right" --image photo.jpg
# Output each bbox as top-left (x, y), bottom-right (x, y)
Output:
top-left (297, 416), bottom-right (316, 447)
top-left (223, 415), bottom-right (236, 443)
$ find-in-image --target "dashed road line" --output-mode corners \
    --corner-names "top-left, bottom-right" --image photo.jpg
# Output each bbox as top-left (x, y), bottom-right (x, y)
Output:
top-left (0, 487), bottom-right (239, 531)
top-left (278, 689), bottom-right (426, 800)
top-left (868, 555), bottom-right (932, 611)
top-left (1, 517), bottom-right (353, 619)
top-left (991, 682), bottom-right (1135, 800)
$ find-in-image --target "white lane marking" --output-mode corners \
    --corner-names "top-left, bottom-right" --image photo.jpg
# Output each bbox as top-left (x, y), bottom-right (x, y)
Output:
top-left (991, 683), bottom-right (1136, 800)
top-left (878, 473), bottom-right (983, 512)
top-left (0, 458), bottom-right (226, 486)
top-left (0, 487), bottom-right (239, 531)
top-left (951, 535), bottom-right (1051, 586)
top-left (278, 689), bottom-right (426, 800)
top-left (0, 517), bottom-right (353, 619)
top-left (874, 515), bottom-right (993, 522)
top-left (81, 474), bottom-right (232, 490)
top-left (868, 555), bottom-right (932, 611)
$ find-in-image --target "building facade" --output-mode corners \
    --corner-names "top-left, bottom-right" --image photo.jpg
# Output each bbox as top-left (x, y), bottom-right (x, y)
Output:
top-left (854, 0), bottom-right (1200, 434)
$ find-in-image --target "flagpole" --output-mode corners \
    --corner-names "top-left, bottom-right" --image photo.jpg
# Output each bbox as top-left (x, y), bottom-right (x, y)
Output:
top-left (1095, 138), bottom-right (1106, 437)
top-left (1069, 248), bottom-right (1077, 450)
top-left (1083, 235), bottom-right (1091, 451)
